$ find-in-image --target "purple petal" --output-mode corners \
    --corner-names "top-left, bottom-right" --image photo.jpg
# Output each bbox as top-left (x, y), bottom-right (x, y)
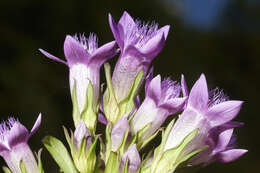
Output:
top-left (111, 116), bottom-right (129, 151)
top-left (89, 41), bottom-right (118, 67)
top-left (109, 13), bottom-right (124, 49)
top-left (145, 67), bottom-right (154, 95)
top-left (181, 74), bottom-right (189, 98)
top-left (118, 11), bottom-right (136, 33)
top-left (0, 143), bottom-right (8, 153)
top-left (218, 149), bottom-right (247, 163)
top-left (98, 113), bottom-right (108, 125)
top-left (159, 97), bottom-right (187, 114)
top-left (147, 75), bottom-right (162, 104)
top-left (30, 113), bottom-right (42, 136)
top-left (122, 144), bottom-right (141, 172)
top-left (39, 49), bottom-right (67, 65)
top-left (207, 101), bottom-right (243, 127)
top-left (213, 129), bottom-right (233, 154)
top-left (139, 32), bottom-right (165, 59)
top-left (74, 120), bottom-right (91, 150)
top-left (8, 122), bottom-right (29, 148)
top-left (63, 35), bottom-right (89, 66)
top-left (188, 74), bottom-right (208, 112)
top-left (157, 25), bottom-right (170, 38)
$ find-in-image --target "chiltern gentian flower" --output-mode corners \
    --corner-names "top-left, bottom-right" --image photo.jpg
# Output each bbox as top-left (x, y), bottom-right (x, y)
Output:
top-left (130, 74), bottom-right (186, 141)
top-left (109, 11), bottom-right (170, 103)
top-left (121, 144), bottom-right (141, 173)
top-left (164, 74), bottom-right (247, 165)
top-left (73, 120), bottom-right (92, 151)
top-left (111, 116), bottom-right (129, 151)
top-left (0, 114), bottom-right (41, 173)
top-left (189, 121), bottom-right (247, 165)
top-left (39, 33), bottom-right (117, 114)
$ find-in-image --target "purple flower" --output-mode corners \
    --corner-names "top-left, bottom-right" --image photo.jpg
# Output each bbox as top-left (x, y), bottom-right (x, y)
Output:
top-left (109, 11), bottom-right (170, 102)
top-left (164, 74), bottom-right (247, 165)
top-left (39, 33), bottom-right (117, 113)
top-left (73, 120), bottom-right (92, 151)
top-left (130, 74), bottom-right (186, 141)
top-left (189, 122), bottom-right (247, 165)
top-left (0, 114), bottom-right (42, 173)
top-left (121, 144), bottom-right (141, 173)
top-left (111, 116), bottom-right (129, 151)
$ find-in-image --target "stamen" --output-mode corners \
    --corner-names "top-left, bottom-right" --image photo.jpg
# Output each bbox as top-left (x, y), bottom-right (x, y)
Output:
top-left (161, 78), bottom-right (181, 101)
top-left (0, 117), bottom-right (17, 141)
top-left (73, 33), bottom-right (98, 54)
top-left (125, 19), bottom-right (159, 48)
top-left (208, 88), bottom-right (229, 107)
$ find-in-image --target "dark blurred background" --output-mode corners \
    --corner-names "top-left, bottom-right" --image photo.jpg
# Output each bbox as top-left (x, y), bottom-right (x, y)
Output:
top-left (0, 0), bottom-right (259, 172)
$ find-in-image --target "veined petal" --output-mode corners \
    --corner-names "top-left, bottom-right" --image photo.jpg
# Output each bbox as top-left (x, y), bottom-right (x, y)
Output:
top-left (30, 113), bottom-right (42, 136)
top-left (39, 49), bottom-right (67, 65)
top-left (64, 35), bottom-right (89, 66)
top-left (207, 101), bottom-right (243, 127)
top-left (139, 32), bottom-right (165, 59)
top-left (89, 41), bottom-right (118, 67)
top-left (109, 13), bottom-right (123, 49)
top-left (213, 129), bottom-right (233, 154)
top-left (147, 75), bottom-right (161, 104)
top-left (218, 149), bottom-right (247, 163)
top-left (188, 74), bottom-right (208, 112)
top-left (118, 11), bottom-right (136, 34)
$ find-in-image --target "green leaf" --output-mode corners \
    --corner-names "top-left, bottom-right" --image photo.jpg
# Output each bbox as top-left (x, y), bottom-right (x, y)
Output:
top-left (72, 81), bottom-right (80, 127)
top-left (2, 166), bottom-right (11, 173)
top-left (104, 152), bottom-right (120, 173)
top-left (19, 160), bottom-right (28, 173)
top-left (42, 136), bottom-right (78, 173)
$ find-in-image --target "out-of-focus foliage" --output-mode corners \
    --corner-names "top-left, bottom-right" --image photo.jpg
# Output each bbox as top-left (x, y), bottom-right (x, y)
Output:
top-left (0, 0), bottom-right (258, 172)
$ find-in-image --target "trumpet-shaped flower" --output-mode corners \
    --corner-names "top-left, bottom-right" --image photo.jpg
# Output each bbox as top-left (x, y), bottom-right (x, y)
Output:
top-left (0, 114), bottom-right (41, 173)
top-left (130, 74), bottom-right (186, 141)
top-left (121, 144), bottom-right (141, 173)
top-left (164, 74), bottom-right (247, 165)
top-left (39, 33), bottom-right (117, 113)
top-left (109, 11), bottom-right (170, 102)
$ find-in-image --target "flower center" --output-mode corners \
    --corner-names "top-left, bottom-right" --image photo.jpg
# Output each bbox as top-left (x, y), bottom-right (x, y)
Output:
top-left (125, 20), bottom-right (159, 48)
top-left (73, 33), bottom-right (98, 54)
top-left (161, 78), bottom-right (181, 101)
top-left (208, 88), bottom-right (229, 107)
top-left (0, 118), bottom-right (16, 143)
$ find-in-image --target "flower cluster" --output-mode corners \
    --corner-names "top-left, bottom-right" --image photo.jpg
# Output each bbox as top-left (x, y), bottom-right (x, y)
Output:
top-left (0, 11), bottom-right (247, 173)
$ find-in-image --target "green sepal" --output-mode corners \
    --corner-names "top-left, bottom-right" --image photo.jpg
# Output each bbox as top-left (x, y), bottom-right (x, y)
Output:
top-left (118, 70), bottom-right (144, 119)
top-left (104, 152), bottom-right (120, 173)
top-left (81, 82), bottom-right (97, 133)
top-left (2, 167), bottom-right (11, 173)
top-left (72, 81), bottom-right (80, 127)
top-left (103, 63), bottom-right (119, 123)
top-left (137, 128), bottom-right (161, 150)
top-left (36, 149), bottom-right (45, 173)
top-left (122, 157), bottom-right (129, 173)
top-left (42, 136), bottom-right (78, 173)
top-left (105, 123), bottom-right (112, 163)
top-left (19, 160), bottom-right (27, 173)
top-left (119, 128), bottom-right (129, 155)
top-left (138, 150), bottom-right (153, 173)
top-left (152, 129), bottom-right (199, 173)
